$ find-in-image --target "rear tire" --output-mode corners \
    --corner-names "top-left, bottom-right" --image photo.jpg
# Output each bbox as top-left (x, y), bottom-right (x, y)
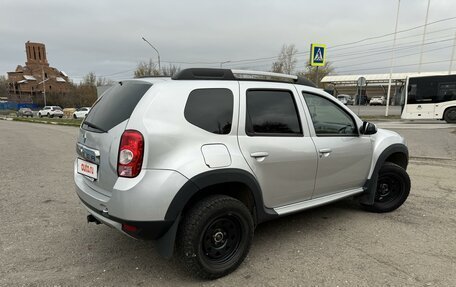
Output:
top-left (362, 162), bottom-right (410, 213)
top-left (177, 195), bottom-right (254, 279)
top-left (443, 107), bottom-right (456, 123)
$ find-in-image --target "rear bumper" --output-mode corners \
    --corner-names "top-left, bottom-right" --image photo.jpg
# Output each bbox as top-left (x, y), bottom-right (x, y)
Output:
top-left (80, 198), bottom-right (173, 240)
top-left (74, 160), bottom-right (189, 222)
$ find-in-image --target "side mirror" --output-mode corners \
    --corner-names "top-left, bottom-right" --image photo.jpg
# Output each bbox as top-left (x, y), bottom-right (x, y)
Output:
top-left (360, 121), bottom-right (377, 135)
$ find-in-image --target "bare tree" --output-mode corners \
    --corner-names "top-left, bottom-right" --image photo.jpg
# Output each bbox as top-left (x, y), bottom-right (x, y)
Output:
top-left (271, 44), bottom-right (298, 74)
top-left (82, 72), bottom-right (97, 86)
top-left (96, 77), bottom-right (114, 86)
top-left (161, 64), bottom-right (181, 77)
top-left (134, 59), bottom-right (160, 78)
top-left (0, 75), bottom-right (8, 97)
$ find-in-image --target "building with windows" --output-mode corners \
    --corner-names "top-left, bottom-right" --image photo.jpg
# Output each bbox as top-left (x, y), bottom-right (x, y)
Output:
top-left (7, 41), bottom-right (70, 103)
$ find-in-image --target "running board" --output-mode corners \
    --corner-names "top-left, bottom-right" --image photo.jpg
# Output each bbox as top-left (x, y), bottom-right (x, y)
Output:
top-left (273, 188), bottom-right (364, 216)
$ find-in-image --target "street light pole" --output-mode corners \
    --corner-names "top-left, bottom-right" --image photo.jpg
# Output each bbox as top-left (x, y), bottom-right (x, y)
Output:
top-left (385, 0), bottom-right (401, 117)
top-left (220, 61), bottom-right (230, 68)
top-left (142, 37), bottom-right (161, 72)
top-left (418, 0), bottom-right (431, 73)
top-left (42, 68), bottom-right (46, 106)
top-left (39, 68), bottom-right (50, 106)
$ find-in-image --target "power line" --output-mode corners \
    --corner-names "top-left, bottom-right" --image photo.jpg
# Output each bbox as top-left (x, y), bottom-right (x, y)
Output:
top-left (328, 16), bottom-right (456, 49)
top-left (75, 16), bottom-right (456, 79)
top-left (332, 44), bottom-right (455, 69)
top-left (336, 59), bottom-right (450, 74)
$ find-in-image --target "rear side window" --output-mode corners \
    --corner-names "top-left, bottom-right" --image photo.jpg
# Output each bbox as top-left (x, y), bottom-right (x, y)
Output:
top-left (184, 88), bottom-right (233, 134)
top-left (246, 89), bottom-right (302, 136)
top-left (83, 81), bottom-right (152, 132)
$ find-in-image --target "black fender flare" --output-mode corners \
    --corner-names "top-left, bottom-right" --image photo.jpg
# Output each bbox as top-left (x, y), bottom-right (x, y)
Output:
top-left (359, 144), bottom-right (409, 205)
top-left (156, 168), bottom-right (277, 258)
top-left (164, 168), bottom-right (278, 224)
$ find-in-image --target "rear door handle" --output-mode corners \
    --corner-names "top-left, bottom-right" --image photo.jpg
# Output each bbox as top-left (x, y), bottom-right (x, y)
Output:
top-left (250, 152), bottom-right (269, 158)
top-left (319, 148), bottom-right (332, 158)
top-left (250, 152), bottom-right (269, 162)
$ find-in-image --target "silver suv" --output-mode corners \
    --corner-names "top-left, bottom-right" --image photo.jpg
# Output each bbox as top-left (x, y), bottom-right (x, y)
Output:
top-left (74, 68), bottom-right (410, 279)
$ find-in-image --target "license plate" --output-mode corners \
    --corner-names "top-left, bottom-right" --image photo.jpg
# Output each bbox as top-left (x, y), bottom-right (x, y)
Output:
top-left (77, 158), bottom-right (98, 180)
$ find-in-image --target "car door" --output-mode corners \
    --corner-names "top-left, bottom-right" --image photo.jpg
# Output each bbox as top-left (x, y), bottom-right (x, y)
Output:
top-left (237, 82), bottom-right (318, 208)
top-left (300, 90), bottom-right (372, 198)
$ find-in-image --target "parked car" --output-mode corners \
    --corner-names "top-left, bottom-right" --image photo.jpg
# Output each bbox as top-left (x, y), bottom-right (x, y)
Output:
top-left (17, 108), bottom-right (33, 117)
top-left (38, 106), bottom-right (64, 118)
top-left (369, 96), bottom-right (386, 106)
top-left (336, 94), bottom-right (354, 105)
top-left (73, 107), bottom-right (91, 119)
top-left (74, 68), bottom-right (410, 279)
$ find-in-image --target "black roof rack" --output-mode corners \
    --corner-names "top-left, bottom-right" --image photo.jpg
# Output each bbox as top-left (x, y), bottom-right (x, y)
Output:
top-left (172, 68), bottom-right (316, 88)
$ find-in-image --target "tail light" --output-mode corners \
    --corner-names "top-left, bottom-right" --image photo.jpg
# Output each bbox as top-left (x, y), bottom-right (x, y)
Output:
top-left (118, 130), bottom-right (144, 178)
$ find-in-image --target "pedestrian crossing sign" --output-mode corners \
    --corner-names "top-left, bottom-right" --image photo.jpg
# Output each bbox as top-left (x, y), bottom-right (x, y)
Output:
top-left (310, 43), bottom-right (326, 67)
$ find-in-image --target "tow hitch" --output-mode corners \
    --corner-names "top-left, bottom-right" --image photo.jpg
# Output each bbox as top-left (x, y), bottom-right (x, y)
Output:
top-left (87, 214), bottom-right (101, 225)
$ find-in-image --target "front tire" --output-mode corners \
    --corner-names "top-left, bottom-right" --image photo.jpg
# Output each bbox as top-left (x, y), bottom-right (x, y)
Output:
top-left (362, 162), bottom-right (410, 213)
top-left (177, 195), bottom-right (254, 279)
top-left (443, 107), bottom-right (456, 123)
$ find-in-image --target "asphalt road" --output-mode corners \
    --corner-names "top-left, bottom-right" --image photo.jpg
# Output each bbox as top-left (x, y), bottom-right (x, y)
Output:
top-left (0, 120), bottom-right (455, 286)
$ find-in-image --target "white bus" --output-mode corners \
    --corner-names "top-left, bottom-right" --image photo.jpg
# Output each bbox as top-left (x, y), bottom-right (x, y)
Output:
top-left (401, 74), bottom-right (456, 123)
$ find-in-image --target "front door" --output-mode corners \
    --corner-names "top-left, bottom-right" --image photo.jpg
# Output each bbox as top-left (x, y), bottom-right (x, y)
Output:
top-left (301, 92), bottom-right (373, 198)
top-left (237, 82), bottom-right (318, 208)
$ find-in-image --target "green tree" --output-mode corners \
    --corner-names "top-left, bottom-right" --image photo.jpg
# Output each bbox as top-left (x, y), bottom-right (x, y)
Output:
top-left (297, 61), bottom-right (335, 87)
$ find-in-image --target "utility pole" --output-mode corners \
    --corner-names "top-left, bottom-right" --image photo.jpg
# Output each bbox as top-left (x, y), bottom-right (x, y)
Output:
top-left (418, 0), bottom-right (431, 73)
top-left (449, 32), bottom-right (456, 75)
top-left (386, 0), bottom-right (401, 117)
top-left (142, 37), bottom-right (161, 72)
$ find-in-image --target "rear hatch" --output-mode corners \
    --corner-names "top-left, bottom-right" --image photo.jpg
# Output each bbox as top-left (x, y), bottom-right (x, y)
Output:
top-left (76, 80), bottom-right (152, 196)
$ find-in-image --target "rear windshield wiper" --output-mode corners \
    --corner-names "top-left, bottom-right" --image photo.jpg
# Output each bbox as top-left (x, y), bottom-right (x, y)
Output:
top-left (82, 120), bottom-right (107, 133)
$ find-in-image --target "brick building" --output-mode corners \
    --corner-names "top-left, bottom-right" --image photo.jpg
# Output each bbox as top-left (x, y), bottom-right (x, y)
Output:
top-left (7, 41), bottom-right (70, 103)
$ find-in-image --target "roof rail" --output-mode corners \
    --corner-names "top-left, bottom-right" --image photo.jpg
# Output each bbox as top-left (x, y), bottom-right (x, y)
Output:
top-left (172, 68), bottom-right (316, 87)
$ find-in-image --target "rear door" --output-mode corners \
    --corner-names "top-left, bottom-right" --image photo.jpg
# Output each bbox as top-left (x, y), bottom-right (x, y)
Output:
top-left (76, 80), bottom-right (152, 196)
top-left (237, 82), bottom-right (318, 208)
top-left (300, 91), bottom-right (372, 198)
top-left (404, 77), bottom-right (436, 119)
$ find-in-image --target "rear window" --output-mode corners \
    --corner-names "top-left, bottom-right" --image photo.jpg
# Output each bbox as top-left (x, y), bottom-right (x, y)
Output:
top-left (83, 81), bottom-right (152, 132)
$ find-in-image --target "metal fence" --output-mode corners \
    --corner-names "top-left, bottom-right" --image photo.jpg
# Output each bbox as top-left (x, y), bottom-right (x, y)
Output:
top-left (0, 102), bottom-right (39, 110)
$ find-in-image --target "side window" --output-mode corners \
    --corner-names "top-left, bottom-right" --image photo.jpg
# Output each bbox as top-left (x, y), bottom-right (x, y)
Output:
top-left (303, 92), bottom-right (358, 137)
top-left (184, 88), bottom-right (233, 134)
top-left (438, 82), bottom-right (456, 101)
top-left (246, 90), bottom-right (302, 136)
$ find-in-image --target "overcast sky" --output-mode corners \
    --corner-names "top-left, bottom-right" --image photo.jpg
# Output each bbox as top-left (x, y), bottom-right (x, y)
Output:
top-left (1, 0), bottom-right (456, 82)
